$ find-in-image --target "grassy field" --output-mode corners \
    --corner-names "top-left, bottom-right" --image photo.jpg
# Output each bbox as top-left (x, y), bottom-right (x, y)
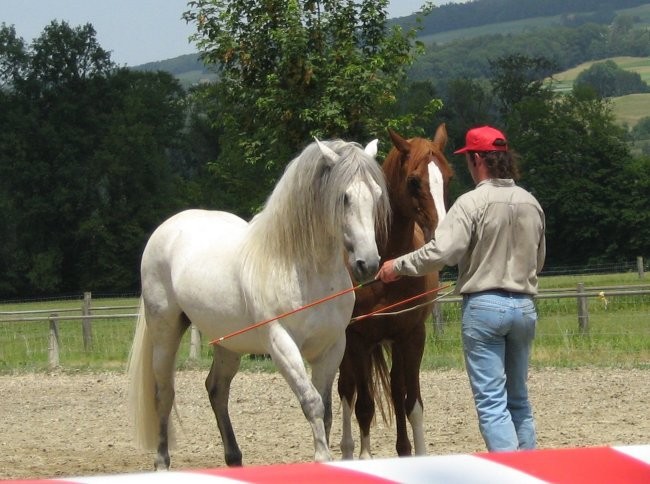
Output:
top-left (1, 271), bottom-right (648, 373)
top-left (549, 56), bottom-right (650, 128)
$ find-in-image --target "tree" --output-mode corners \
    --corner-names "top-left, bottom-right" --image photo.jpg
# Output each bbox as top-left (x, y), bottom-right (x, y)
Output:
top-left (0, 23), bottom-right (28, 88)
top-left (575, 60), bottom-right (650, 98)
top-left (506, 85), bottom-right (639, 265)
top-left (0, 22), bottom-right (188, 296)
top-left (489, 54), bottom-right (557, 119)
top-left (183, 0), bottom-right (426, 216)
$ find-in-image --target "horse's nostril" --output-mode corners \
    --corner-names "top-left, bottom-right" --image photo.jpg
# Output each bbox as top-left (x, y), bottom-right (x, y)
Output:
top-left (355, 259), bottom-right (379, 279)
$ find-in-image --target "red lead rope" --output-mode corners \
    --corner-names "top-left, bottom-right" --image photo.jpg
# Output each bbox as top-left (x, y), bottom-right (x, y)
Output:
top-left (209, 278), bottom-right (382, 345)
top-left (350, 282), bottom-right (454, 323)
top-left (210, 279), bottom-right (454, 346)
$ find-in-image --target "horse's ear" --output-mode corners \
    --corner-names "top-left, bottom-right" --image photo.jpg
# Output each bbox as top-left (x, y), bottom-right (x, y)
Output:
top-left (388, 128), bottom-right (410, 155)
top-left (364, 139), bottom-right (378, 157)
top-left (314, 137), bottom-right (338, 165)
top-left (432, 123), bottom-right (448, 151)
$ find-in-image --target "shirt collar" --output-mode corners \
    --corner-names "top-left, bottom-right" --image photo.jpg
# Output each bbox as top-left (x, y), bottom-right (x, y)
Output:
top-left (477, 178), bottom-right (515, 188)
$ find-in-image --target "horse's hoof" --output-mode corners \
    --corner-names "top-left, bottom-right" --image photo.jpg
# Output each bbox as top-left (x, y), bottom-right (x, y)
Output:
top-left (225, 454), bottom-right (243, 467)
top-left (153, 456), bottom-right (170, 471)
top-left (315, 453), bottom-right (332, 462)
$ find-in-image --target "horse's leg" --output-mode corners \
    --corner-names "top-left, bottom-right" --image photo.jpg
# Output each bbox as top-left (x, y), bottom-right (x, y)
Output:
top-left (392, 321), bottom-right (427, 457)
top-left (389, 343), bottom-right (411, 457)
top-left (310, 334), bottom-right (347, 445)
top-left (150, 312), bottom-right (190, 470)
top-left (403, 321), bottom-right (427, 456)
top-left (337, 339), bottom-right (357, 460)
top-left (205, 345), bottom-right (243, 466)
top-left (354, 341), bottom-right (376, 459)
top-left (267, 323), bottom-right (331, 462)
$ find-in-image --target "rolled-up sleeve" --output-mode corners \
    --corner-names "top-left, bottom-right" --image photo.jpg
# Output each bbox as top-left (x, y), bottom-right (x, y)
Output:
top-left (537, 213), bottom-right (546, 273)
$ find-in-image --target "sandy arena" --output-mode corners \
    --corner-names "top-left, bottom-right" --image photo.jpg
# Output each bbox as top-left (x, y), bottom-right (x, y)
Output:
top-left (1, 368), bottom-right (648, 479)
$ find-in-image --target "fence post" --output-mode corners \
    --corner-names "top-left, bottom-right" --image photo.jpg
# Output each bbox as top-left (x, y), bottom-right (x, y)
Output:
top-left (189, 325), bottom-right (202, 361)
top-left (82, 292), bottom-right (93, 351)
top-left (637, 256), bottom-right (645, 279)
top-left (432, 304), bottom-right (444, 334)
top-left (48, 313), bottom-right (60, 369)
top-left (577, 283), bottom-right (589, 335)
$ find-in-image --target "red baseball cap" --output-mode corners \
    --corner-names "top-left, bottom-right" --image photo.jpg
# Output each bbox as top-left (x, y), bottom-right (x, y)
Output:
top-left (453, 126), bottom-right (508, 154)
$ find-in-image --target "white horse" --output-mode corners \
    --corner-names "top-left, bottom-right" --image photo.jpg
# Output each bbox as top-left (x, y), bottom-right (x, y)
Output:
top-left (127, 138), bottom-right (390, 470)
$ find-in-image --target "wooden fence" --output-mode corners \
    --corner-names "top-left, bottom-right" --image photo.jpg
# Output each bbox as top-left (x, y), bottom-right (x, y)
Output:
top-left (1, 281), bottom-right (649, 369)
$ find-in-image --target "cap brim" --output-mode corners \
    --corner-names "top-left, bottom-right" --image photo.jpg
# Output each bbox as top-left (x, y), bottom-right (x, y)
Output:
top-left (453, 146), bottom-right (470, 154)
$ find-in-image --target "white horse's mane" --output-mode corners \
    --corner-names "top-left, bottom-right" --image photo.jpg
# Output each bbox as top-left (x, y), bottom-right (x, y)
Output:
top-left (239, 139), bottom-right (389, 307)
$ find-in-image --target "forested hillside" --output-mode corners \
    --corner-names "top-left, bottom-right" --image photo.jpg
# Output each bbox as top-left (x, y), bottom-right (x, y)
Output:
top-left (410, 21), bottom-right (650, 83)
top-left (394, 0), bottom-right (648, 33)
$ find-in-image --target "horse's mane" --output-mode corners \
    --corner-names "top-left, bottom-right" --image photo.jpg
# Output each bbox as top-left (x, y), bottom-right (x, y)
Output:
top-left (240, 139), bottom-right (389, 307)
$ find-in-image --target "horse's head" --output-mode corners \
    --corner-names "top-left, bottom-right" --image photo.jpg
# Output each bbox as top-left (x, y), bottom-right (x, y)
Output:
top-left (316, 138), bottom-right (389, 282)
top-left (385, 124), bottom-right (453, 241)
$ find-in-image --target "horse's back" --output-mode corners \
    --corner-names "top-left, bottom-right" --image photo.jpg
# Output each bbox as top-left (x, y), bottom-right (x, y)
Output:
top-left (142, 209), bottom-right (247, 271)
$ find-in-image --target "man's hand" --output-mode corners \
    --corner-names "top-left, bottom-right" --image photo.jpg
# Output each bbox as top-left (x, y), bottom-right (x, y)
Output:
top-left (376, 259), bottom-right (400, 283)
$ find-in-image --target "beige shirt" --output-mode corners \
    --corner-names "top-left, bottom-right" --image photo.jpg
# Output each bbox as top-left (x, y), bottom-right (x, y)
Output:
top-left (394, 178), bottom-right (546, 295)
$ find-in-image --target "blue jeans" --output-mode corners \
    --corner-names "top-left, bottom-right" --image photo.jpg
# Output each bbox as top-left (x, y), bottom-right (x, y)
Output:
top-left (461, 291), bottom-right (537, 452)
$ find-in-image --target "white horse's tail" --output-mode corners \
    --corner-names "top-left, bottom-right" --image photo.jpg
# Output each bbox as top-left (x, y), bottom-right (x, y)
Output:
top-left (126, 298), bottom-right (159, 450)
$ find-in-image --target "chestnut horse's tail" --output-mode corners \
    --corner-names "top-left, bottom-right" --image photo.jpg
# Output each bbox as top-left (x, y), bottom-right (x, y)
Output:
top-left (126, 298), bottom-right (159, 450)
top-left (369, 343), bottom-right (394, 424)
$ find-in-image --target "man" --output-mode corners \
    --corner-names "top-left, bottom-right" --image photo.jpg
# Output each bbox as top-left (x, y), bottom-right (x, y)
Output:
top-left (376, 125), bottom-right (546, 452)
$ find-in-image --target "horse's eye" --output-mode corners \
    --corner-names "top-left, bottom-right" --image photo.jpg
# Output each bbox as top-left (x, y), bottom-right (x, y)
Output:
top-left (343, 193), bottom-right (350, 206)
top-left (407, 175), bottom-right (421, 196)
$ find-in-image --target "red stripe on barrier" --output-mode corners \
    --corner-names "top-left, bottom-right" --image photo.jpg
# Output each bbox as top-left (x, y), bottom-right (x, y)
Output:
top-left (479, 446), bottom-right (650, 484)
top-left (197, 462), bottom-right (396, 483)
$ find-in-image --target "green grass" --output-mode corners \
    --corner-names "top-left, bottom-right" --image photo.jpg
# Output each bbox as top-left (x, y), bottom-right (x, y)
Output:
top-left (1, 273), bottom-right (648, 373)
top-left (610, 93), bottom-right (650, 127)
top-left (420, 292), bottom-right (649, 370)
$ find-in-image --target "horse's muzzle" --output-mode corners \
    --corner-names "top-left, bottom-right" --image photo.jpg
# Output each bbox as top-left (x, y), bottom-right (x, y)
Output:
top-left (352, 259), bottom-right (379, 282)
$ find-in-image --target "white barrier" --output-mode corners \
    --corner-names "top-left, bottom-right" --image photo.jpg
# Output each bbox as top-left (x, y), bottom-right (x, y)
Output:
top-left (3, 445), bottom-right (649, 483)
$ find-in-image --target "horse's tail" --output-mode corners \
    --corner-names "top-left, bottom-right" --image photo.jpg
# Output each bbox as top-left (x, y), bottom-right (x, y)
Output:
top-left (369, 343), bottom-right (394, 425)
top-left (126, 298), bottom-right (159, 450)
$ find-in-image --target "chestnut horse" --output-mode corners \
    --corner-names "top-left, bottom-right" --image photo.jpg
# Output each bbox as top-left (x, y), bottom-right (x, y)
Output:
top-left (338, 124), bottom-right (453, 459)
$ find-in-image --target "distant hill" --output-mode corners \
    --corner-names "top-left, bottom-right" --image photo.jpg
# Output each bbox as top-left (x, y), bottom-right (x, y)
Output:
top-left (391, 0), bottom-right (649, 37)
top-left (131, 53), bottom-right (217, 88)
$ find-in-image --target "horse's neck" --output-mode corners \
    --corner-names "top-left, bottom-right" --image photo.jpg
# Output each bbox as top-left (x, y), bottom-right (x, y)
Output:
top-left (383, 211), bottom-right (417, 259)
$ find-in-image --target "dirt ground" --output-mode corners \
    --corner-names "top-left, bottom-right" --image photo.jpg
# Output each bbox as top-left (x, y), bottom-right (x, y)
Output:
top-left (1, 368), bottom-right (648, 480)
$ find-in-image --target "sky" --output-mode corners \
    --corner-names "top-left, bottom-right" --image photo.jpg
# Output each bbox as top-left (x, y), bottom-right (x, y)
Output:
top-left (2, 1), bottom-right (457, 67)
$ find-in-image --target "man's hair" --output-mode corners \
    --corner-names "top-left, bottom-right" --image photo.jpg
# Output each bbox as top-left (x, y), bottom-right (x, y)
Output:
top-left (471, 149), bottom-right (521, 180)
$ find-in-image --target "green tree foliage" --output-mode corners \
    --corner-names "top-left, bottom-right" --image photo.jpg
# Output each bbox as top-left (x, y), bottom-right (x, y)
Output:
top-left (436, 51), bottom-right (649, 266)
top-left (0, 22), bottom-right (187, 296)
top-left (505, 84), bottom-right (647, 265)
top-left (183, 0), bottom-right (426, 216)
top-left (574, 59), bottom-right (650, 97)
top-left (489, 54), bottom-right (557, 117)
top-left (0, 23), bottom-right (28, 87)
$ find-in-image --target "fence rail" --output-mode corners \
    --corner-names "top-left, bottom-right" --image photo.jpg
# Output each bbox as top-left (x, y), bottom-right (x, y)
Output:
top-left (1, 281), bottom-right (648, 370)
